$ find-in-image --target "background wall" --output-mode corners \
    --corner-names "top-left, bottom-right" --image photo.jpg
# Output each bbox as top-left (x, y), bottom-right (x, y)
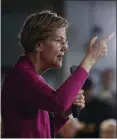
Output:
top-left (63, 1), bottom-right (116, 80)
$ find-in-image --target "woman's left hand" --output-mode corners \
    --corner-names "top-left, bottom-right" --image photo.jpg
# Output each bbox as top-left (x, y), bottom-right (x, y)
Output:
top-left (62, 89), bottom-right (85, 119)
top-left (73, 89), bottom-right (85, 109)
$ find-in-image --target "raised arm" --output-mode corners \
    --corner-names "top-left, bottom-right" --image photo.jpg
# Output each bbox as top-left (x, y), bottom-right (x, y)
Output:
top-left (16, 32), bottom-right (115, 113)
top-left (16, 65), bottom-right (88, 114)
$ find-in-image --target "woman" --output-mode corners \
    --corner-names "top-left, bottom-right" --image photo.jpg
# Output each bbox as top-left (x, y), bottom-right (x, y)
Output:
top-left (1, 10), bottom-right (114, 138)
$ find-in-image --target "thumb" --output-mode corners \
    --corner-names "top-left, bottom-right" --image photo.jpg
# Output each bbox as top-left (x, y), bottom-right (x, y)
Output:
top-left (90, 36), bottom-right (98, 47)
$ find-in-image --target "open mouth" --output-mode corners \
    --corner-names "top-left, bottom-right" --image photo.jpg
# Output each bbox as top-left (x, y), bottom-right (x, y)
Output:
top-left (57, 55), bottom-right (63, 61)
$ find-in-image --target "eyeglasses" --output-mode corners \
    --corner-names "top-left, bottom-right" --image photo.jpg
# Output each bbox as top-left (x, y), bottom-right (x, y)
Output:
top-left (47, 37), bottom-right (69, 48)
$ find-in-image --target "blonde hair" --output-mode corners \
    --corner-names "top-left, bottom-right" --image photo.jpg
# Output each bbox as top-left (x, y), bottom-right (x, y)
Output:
top-left (100, 118), bottom-right (116, 130)
top-left (18, 10), bottom-right (69, 53)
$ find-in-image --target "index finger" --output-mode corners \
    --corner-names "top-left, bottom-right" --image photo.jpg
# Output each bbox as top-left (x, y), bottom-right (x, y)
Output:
top-left (102, 32), bottom-right (115, 43)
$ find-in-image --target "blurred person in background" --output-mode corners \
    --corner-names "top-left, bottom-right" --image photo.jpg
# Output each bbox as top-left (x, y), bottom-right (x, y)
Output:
top-left (75, 78), bottom-right (115, 138)
top-left (55, 114), bottom-right (79, 138)
top-left (98, 69), bottom-right (117, 120)
top-left (99, 118), bottom-right (116, 138)
top-left (1, 10), bottom-right (115, 138)
top-left (98, 68), bottom-right (116, 105)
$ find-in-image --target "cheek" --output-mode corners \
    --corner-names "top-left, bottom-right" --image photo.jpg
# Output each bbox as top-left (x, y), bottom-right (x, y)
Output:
top-left (48, 44), bottom-right (59, 57)
top-left (40, 42), bottom-right (61, 65)
top-left (41, 48), bottom-right (58, 61)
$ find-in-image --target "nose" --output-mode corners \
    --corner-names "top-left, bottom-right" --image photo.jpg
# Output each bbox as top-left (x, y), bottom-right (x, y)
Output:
top-left (61, 45), bottom-right (68, 52)
top-left (61, 41), bottom-right (68, 52)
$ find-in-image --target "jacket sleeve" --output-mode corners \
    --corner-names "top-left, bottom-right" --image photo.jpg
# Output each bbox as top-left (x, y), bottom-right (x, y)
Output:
top-left (16, 66), bottom-right (88, 113)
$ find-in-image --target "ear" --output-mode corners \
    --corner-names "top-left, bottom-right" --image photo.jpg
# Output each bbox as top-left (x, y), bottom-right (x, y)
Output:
top-left (35, 42), bottom-right (44, 52)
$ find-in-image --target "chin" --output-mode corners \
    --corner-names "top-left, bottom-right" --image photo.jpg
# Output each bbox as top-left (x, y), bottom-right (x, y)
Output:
top-left (53, 61), bottom-right (62, 68)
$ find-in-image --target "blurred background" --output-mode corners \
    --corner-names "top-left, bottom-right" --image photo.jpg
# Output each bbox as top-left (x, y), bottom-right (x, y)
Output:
top-left (1, 0), bottom-right (116, 138)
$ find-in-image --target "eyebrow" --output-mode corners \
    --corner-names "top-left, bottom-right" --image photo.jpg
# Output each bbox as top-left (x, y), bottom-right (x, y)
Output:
top-left (55, 36), bottom-right (67, 40)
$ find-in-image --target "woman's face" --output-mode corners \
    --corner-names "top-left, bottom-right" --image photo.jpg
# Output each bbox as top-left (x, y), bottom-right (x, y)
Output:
top-left (39, 27), bottom-right (68, 68)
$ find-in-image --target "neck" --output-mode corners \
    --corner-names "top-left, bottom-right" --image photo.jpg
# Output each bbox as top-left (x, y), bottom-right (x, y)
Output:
top-left (25, 52), bottom-right (49, 75)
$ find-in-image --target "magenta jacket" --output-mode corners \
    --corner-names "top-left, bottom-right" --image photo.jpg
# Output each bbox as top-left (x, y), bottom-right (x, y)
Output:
top-left (1, 55), bottom-right (88, 138)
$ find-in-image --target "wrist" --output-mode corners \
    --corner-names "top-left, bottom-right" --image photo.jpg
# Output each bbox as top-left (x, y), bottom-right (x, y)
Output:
top-left (80, 54), bottom-right (96, 73)
top-left (85, 54), bottom-right (97, 63)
